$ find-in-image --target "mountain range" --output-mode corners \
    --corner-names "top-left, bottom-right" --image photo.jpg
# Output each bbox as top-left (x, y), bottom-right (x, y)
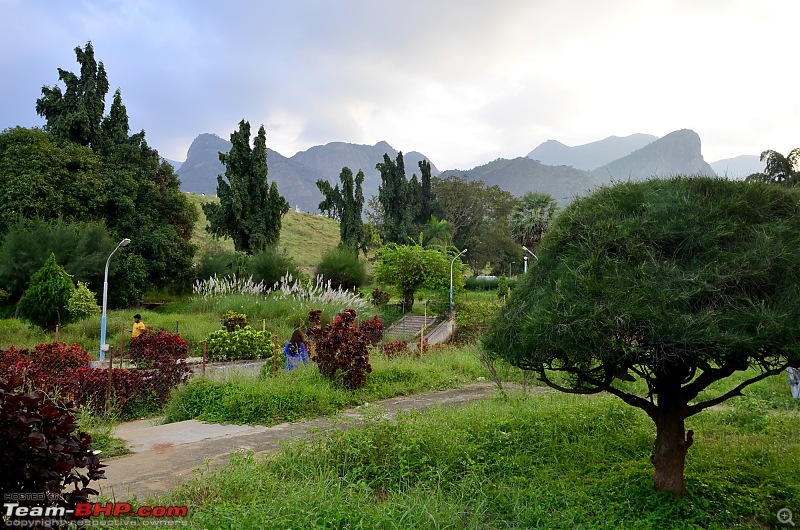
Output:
top-left (174, 129), bottom-right (765, 211)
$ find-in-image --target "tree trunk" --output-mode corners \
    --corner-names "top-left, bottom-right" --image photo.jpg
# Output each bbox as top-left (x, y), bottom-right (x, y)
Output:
top-left (650, 400), bottom-right (693, 496)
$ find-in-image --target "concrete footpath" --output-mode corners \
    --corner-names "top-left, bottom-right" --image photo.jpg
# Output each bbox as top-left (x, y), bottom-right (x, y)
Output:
top-left (97, 382), bottom-right (502, 502)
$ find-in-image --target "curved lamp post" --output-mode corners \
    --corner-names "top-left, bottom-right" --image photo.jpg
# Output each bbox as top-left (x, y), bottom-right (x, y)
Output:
top-left (522, 245), bottom-right (538, 261)
top-left (450, 248), bottom-right (467, 314)
top-left (99, 238), bottom-right (131, 362)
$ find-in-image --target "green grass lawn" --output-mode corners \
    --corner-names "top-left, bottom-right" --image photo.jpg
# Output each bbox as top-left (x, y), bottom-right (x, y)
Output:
top-left (153, 372), bottom-right (799, 529)
top-left (186, 192), bottom-right (341, 274)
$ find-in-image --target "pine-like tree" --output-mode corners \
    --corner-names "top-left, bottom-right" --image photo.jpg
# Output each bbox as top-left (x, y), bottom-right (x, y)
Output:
top-left (203, 120), bottom-right (289, 254)
top-left (18, 253), bottom-right (75, 330)
top-left (317, 167), bottom-right (365, 250)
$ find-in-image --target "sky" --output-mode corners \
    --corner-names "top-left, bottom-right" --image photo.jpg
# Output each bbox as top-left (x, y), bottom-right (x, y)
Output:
top-left (2, 0), bottom-right (798, 170)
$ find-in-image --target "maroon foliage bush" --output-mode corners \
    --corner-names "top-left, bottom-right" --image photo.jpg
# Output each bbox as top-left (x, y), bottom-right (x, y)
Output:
top-left (0, 374), bottom-right (104, 527)
top-left (306, 308), bottom-right (374, 390)
top-left (383, 340), bottom-right (410, 359)
top-left (73, 368), bottom-right (146, 413)
top-left (0, 343), bottom-right (90, 398)
top-left (370, 288), bottom-right (390, 307)
top-left (129, 329), bottom-right (191, 402)
top-left (359, 315), bottom-right (384, 347)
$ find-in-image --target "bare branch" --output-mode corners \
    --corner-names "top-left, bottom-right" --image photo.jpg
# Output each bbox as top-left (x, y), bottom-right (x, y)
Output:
top-left (686, 363), bottom-right (788, 417)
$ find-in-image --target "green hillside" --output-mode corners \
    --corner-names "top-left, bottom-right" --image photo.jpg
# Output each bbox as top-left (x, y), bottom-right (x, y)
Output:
top-left (185, 192), bottom-right (340, 273)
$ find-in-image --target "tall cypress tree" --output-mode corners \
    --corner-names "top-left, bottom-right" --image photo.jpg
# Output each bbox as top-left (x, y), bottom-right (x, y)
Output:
top-left (316, 167), bottom-right (365, 251)
top-left (377, 152), bottom-right (416, 244)
top-left (203, 120), bottom-right (289, 254)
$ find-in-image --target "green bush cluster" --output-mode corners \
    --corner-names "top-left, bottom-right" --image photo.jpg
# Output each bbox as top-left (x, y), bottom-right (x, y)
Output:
top-left (221, 310), bottom-right (249, 332)
top-left (315, 247), bottom-right (366, 290)
top-left (206, 327), bottom-right (275, 362)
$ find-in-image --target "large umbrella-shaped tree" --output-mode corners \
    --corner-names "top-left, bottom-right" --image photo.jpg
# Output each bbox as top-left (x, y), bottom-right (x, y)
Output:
top-left (484, 176), bottom-right (800, 496)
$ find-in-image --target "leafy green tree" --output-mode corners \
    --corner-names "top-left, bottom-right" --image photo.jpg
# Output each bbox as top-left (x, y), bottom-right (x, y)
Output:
top-left (36, 41), bottom-right (109, 151)
top-left (509, 191), bottom-right (559, 251)
top-left (745, 148), bottom-right (800, 187)
top-left (0, 127), bottom-right (105, 235)
top-left (484, 177), bottom-right (800, 496)
top-left (433, 175), bottom-right (519, 273)
top-left (0, 218), bottom-right (114, 300)
top-left (67, 281), bottom-right (101, 322)
top-left (26, 41), bottom-right (198, 297)
top-left (415, 159), bottom-right (440, 227)
top-left (203, 120), bottom-right (289, 254)
top-left (375, 244), bottom-right (463, 310)
top-left (18, 253), bottom-right (75, 330)
top-left (317, 167), bottom-right (365, 250)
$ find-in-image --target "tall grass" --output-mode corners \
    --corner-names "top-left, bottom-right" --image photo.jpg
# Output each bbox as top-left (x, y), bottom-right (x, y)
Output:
top-left (164, 345), bottom-right (488, 424)
top-left (161, 383), bottom-right (799, 529)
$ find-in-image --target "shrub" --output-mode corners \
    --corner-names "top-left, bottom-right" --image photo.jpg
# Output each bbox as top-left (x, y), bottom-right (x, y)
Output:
top-left (206, 327), bottom-right (276, 362)
top-left (221, 310), bottom-right (249, 332)
top-left (464, 276), bottom-right (499, 291)
top-left (73, 367), bottom-right (146, 414)
top-left (306, 308), bottom-right (373, 390)
top-left (0, 342), bottom-right (91, 397)
top-left (18, 253), bottom-right (75, 330)
top-left (383, 340), bottom-right (409, 359)
top-left (370, 288), bottom-right (390, 307)
top-left (315, 247), bottom-right (367, 290)
top-left (67, 281), bottom-right (101, 321)
top-left (454, 298), bottom-right (505, 343)
top-left (359, 315), bottom-right (384, 346)
top-left (195, 242), bottom-right (247, 280)
top-left (496, 276), bottom-right (510, 299)
top-left (0, 374), bottom-right (104, 527)
top-left (248, 247), bottom-right (302, 286)
top-left (129, 329), bottom-right (191, 403)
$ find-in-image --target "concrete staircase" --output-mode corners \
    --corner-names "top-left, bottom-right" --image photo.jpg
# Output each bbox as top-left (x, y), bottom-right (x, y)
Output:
top-left (384, 315), bottom-right (457, 349)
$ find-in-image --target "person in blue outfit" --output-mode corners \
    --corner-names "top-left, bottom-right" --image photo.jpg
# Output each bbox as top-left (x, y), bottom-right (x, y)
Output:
top-left (284, 329), bottom-right (310, 371)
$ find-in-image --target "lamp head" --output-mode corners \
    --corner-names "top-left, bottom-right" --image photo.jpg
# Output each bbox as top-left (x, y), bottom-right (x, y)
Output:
top-left (120, 238), bottom-right (131, 247)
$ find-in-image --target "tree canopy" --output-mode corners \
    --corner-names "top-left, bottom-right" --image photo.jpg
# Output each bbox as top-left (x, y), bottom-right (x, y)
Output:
top-left (3, 41), bottom-right (199, 305)
top-left (745, 148), bottom-right (800, 187)
top-left (433, 175), bottom-right (520, 274)
top-left (317, 167), bottom-right (365, 251)
top-left (484, 176), bottom-right (800, 496)
top-left (203, 120), bottom-right (289, 254)
top-left (508, 191), bottom-right (559, 251)
top-left (374, 244), bottom-right (464, 310)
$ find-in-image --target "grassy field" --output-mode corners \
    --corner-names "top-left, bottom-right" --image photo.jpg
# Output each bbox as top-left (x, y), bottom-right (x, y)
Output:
top-left (186, 192), bottom-right (341, 274)
top-left (151, 368), bottom-right (798, 530)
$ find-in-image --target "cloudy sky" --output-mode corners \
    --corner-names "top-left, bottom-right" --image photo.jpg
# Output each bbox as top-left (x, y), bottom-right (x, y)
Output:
top-left (2, 0), bottom-right (798, 169)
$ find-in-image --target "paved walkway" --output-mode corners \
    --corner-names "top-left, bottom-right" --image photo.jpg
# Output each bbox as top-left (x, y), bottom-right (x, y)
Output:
top-left (97, 382), bottom-right (504, 502)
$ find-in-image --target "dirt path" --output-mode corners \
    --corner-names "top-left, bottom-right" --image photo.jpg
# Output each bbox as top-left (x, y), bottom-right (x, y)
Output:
top-left (97, 382), bottom-right (509, 502)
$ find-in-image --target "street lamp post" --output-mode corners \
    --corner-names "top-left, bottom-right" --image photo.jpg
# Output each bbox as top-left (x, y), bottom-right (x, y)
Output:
top-left (99, 238), bottom-right (131, 362)
top-left (524, 255), bottom-right (528, 273)
top-left (522, 245), bottom-right (538, 261)
top-left (450, 248), bottom-right (467, 314)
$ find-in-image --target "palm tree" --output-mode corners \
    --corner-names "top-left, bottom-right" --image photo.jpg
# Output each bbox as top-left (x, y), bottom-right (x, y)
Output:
top-left (509, 192), bottom-right (559, 250)
top-left (745, 148), bottom-right (800, 187)
top-left (422, 216), bottom-right (454, 250)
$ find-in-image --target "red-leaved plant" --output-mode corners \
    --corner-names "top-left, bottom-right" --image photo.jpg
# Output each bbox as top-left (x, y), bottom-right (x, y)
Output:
top-left (129, 329), bottom-right (191, 403)
top-left (0, 374), bottom-right (104, 528)
top-left (306, 308), bottom-right (382, 390)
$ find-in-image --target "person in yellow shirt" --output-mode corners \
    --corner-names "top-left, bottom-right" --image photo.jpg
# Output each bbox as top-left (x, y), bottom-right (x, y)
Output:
top-left (131, 314), bottom-right (146, 338)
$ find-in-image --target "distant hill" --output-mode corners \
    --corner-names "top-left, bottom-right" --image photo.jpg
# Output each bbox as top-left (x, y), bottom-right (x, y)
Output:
top-left (710, 155), bottom-right (763, 179)
top-left (176, 135), bottom-right (437, 211)
top-left (591, 129), bottom-right (716, 184)
top-left (527, 133), bottom-right (658, 170)
top-left (439, 158), bottom-right (599, 204)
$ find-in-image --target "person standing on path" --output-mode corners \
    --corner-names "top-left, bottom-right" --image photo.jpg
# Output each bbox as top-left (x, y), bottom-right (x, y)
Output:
top-left (283, 329), bottom-right (310, 371)
top-left (131, 314), bottom-right (146, 339)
